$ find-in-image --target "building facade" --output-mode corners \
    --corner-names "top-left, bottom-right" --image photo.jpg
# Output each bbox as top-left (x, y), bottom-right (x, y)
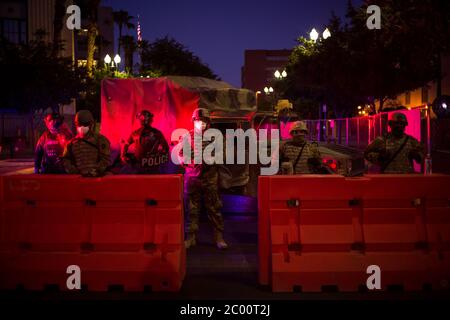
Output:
top-left (376, 55), bottom-right (450, 111)
top-left (0, 0), bottom-right (114, 66)
top-left (241, 49), bottom-right (291, 92)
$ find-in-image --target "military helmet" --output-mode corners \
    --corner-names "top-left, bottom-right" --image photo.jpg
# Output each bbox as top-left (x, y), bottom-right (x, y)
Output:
top-left (289, 121), bottom-right (308, 134)
top-left (75, 110), bottom-right (94, 127)
top-left (45, 112), bottom-right (64, 122)
top-left (389, 112), bottom-right (408, 126)
top-left (136, 109), bottom-right (154, 119)
top-left (192, 108), bottom-right (210, 122)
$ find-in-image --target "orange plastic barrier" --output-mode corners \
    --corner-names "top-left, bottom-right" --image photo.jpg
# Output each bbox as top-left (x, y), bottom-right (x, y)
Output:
top-left (0, 174), bottom-right (185, 292)
top-left (259, 174), bottom-right (450, 292)
top-left (0, 175), bottom-right (84, 252)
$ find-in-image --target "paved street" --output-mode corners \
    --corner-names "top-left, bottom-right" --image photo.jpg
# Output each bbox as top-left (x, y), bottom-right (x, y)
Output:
top-left (0, 159), bottom-right (34, 175)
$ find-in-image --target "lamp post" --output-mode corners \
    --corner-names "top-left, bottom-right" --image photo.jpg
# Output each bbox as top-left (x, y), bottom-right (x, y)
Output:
top-left (104, 54), bottom-right (121, 76)
top-left (264, 86), bottom-right (274, 95)
top-left (309, 28), bottom-right (319, 42)
top-left (114, 54), bottom-right (121, 68)
top-left (309, 27), bottom-right (331, 42)
top-left (263, 87), bottom-right (275, 112)
top-left (274, 69), bottom-right (287, 80)
top-left (255, 91), bottom-right (261, 109)
top-left (309, 28), bottom-right (331, 141)
top-left (104, 54), bottom-right (111, 65)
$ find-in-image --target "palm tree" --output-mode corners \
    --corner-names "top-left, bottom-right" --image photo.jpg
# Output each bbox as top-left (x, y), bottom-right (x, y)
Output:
top-left (113, 10), bottom-right (135, 58)
top-left (121, 35), bottom-right (137, 73)
top-left (96, 35), bottom-right (112, 59)
top-left (85, 0), bottom-right (101, 77)
top-left (138, 39), bottom-right (150, 74)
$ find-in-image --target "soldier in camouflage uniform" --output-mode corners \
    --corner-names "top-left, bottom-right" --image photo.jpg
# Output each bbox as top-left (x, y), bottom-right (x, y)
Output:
top-left (364, 112), bottom-right (424, 173)
top-left (63, 110), bottom-right (111, 177)
top-left (121, 110), bottom-right (169, 174)
top-left (279, 121), bottom-right (322, 174)
top-left (181, 108), bottom-right (228, 250)
top-left (35, 112), bottom-right (73, 174)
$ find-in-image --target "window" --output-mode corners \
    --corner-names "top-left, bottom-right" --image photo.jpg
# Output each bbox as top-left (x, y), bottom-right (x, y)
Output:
top-left (0, 19), bottom-right (27, 44)
top-left (405, 91), bottom-right (411, 105)
top-left (20, 20), bottom-right (26, 42)
top-left (422, 87), bottom-right (429, 103)
top-left (266, 56), bottom-right (289, 62)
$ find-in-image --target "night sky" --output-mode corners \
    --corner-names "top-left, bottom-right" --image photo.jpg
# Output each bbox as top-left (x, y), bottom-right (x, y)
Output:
top-left (101, 0), bottom-right (362, 87)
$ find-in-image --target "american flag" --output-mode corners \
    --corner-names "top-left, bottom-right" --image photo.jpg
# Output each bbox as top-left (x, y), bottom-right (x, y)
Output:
top-left (137, 14), bottom-right (142, 43)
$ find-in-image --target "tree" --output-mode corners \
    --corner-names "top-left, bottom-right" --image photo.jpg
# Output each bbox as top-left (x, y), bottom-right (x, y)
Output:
top-left (282, 1), bottom-right (450, 115)
top-left (282, 14), bottom-right (363, 118)
top-left (0, 37), bottom-right (85, 143)
top-left (113, 10), bottom-right (135, 58)
top-left (121, 35), bottom-right (137, 73)
top-left (77, 0), bottom-right (101, 77)
top-left (140, 36), bottom-right (218, 79)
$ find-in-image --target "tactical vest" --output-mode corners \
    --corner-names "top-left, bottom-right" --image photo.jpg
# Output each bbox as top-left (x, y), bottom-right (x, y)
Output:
top-left (281, 141), bottom-right (318, 174)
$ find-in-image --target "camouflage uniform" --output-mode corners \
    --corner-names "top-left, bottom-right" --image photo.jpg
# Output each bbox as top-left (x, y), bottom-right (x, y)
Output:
top-left (181, 108), bottom-right (227, 249)
top-left (364, 112), bottom-right (424, 173)
top-left (280, 121), bottom-right (322, 174)
top-left (280, 141), bottom-right (322, 174)
top-left (35, 126), bottom-right (73, 174)
top-left (63, 110), bottom-right (111, 177)
top-left (183, 130), bottom-right (224, 234)
top-left (364, 134), bottom-right (424, 173)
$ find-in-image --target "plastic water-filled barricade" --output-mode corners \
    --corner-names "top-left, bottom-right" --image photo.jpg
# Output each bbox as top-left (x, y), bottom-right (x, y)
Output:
top-left (0, 175), bottom-right (185, 292)
top-left (259, 174), bottom-right (450, 292)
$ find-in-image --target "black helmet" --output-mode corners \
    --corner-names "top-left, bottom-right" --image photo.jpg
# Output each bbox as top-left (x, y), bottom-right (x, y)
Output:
top-left (136, 110), bottom-right (154, 119)
top-left (136, 109), bottom-right (153, 127)
top-left (45, 112), bottom-right (64, 122)
top-left (192, 108), bottom-right (210, 122)
top-left (388, 112), bottom-right (408, 126)
top-left (75, 110), bottom-right (94, 127)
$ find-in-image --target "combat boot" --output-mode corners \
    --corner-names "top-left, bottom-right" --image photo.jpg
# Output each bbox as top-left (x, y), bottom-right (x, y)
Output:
top-left (185, 233), bottom-right (196, 249)
top-left (214, 231), bottom-right (228, 250)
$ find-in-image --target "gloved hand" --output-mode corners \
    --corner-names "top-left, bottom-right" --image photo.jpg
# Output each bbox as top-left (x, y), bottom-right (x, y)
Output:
top-left (82, 169), bottom-right (98, 177)
top-left (378, 148), bottom-right (390, 162)
top-left (408, 150), bottom-right (423, 163)
top-left (121, 154), bottom-right (130, 164)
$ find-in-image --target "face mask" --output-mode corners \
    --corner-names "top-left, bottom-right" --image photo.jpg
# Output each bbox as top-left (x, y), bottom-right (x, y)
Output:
top-left (194, 120), bottom-right (207, 131)
top-left (77, 126), bottom-right (90, 137)
top-left (292, 132), bottom-right (306, 143)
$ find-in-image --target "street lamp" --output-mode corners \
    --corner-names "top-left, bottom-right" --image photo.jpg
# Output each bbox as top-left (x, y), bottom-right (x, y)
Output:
top-left (309, 28), bottom-right (331, 42)
top-left (104, 54), bottom-right (111, 65)
top-left (104, 54), bottom-right (121, 76)
top-left (114, 54), bottom-right (121, 65)
top-left (323, 28), bottom-right (331, 40)
top-left (264, 86), bottom-right (274, 94)
top-left (274, 69), bottom-right (287, 80)
top-left (309, 28), bottom-right (319, 42)
top-left (255, 91), bottom-right (261, 108)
